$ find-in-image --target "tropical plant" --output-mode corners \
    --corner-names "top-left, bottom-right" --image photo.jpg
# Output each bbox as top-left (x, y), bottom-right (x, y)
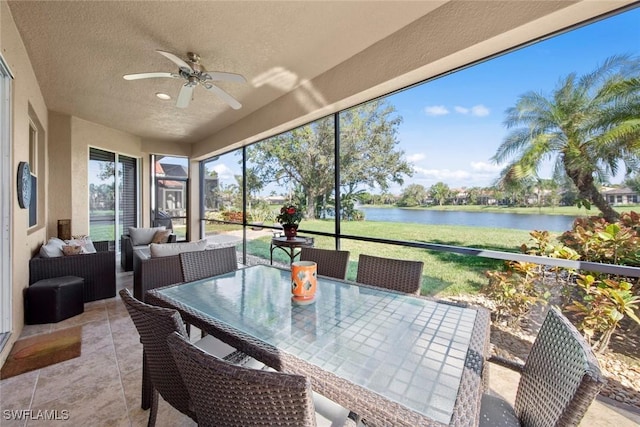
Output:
top-left (560, 212), bottom-right (640, 267)
top-left (484, 261), bottom-right (547, 326)
top-left (566, 274), bottom-right (640, 353)
top-left (429, 182), bottom-right (451, 206)
top-left (492, 55), bottom-right (640, 223)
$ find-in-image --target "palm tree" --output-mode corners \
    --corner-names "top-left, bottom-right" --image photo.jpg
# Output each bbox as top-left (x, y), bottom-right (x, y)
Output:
top-left (492, 55), bottom-right (640, 223)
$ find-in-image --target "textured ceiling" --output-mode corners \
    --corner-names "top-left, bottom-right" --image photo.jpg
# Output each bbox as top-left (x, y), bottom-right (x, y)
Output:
top-left (7, 0), bottom-right (445, 144)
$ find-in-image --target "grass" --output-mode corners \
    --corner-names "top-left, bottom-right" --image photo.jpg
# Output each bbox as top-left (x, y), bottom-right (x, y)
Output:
top-left (244, 219), bottom-right (536, 297)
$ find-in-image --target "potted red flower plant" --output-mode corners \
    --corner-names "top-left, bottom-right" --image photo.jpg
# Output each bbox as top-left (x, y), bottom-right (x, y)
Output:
top-left (276, 204), bottom-right (303, 240)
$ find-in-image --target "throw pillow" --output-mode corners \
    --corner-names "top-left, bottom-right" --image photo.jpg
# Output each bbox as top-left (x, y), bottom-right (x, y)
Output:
top-left (151, 229), bottom-right (172, 244)
top-left (149, 239), bottom-right (208, 258)
top-left (65, 236), bottom-right (97, 254)
top-left (129, 226), bottom-right (166, 246)
top-left (39, 237), bottom-right (66, 258)
top-left (62, 245), bottom-right (83, 256)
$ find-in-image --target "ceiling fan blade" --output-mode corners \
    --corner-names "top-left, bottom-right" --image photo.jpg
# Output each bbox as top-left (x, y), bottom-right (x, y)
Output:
top-left (202, 71), bottom-right (246, 84)
top-left (176, 84), bottom-right (195, 108)
top-left (203, 83), bottom-right (242, 110)
top-left (123, 72), bottom-right (179, 80)
top-left (156, 50), bottom-right (192, 72)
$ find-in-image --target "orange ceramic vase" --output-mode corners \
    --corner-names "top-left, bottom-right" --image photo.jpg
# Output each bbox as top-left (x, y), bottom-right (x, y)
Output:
top-left (291, 261), bottom-right (317, 302)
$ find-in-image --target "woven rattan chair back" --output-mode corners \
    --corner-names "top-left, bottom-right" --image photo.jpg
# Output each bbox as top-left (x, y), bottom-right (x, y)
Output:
top-left (179, 246), bottom-right (237, 282)
top-left (356, 254), bottom-right (424, 295)
top-left (515, 306), bottom-right (605, 427)
top-left (119, 289), bottom-right (195, 426)
top-left (167, 332), bottom-right (317, 427)
top-left (300, 247), bottom-right (350, 280)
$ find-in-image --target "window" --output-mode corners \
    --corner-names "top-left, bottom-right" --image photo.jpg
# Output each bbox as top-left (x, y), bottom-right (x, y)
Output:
top-left (152, 155), bottom-right (188, 241)
top-left (27, 106), bottom-right (44, 229)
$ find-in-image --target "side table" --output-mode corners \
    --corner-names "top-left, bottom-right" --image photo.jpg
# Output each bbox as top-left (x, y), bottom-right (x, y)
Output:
top-left (270, 236), bottom-right (314, 265)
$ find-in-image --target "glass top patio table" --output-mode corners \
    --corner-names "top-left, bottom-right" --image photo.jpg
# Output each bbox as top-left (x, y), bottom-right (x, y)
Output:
top-left (147, 264), bottom-right (489, 426)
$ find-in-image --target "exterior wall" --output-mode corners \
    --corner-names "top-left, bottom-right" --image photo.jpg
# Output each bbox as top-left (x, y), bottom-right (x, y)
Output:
top-left (0, 1), bottom-right (49, 364)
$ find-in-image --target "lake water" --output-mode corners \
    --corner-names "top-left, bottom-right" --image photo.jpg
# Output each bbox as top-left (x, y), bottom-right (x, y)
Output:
top-left (359, 207), bottom-right (579, 232)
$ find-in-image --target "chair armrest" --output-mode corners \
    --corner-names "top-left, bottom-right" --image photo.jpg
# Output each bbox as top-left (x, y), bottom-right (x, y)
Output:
top-left (488, 354), bottom-right (525, 373)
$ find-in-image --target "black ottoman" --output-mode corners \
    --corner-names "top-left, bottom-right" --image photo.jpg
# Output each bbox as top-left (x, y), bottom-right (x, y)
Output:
top-left (25, 276), bottom-right (84, 324)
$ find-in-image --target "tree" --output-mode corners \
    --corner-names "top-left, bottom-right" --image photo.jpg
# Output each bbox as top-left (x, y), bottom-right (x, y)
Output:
top-left (625, 173), bottom-right (640, 193)
top-left (397, 184), bottom-right (427, 207)
top-left (429, 182), bottom-right (451, 206)
top-left (246, 100), bottom-right (413, 218)
top-left (492, 55), bottom-right (640, 223)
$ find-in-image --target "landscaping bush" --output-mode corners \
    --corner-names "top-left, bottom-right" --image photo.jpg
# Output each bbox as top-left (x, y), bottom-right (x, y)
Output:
top-left (483, 211), bottom-right (640, 353)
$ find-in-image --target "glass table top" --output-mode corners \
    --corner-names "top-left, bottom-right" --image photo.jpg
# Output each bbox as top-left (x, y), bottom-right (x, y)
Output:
top-left (155, 264), bottom-right (477, 424)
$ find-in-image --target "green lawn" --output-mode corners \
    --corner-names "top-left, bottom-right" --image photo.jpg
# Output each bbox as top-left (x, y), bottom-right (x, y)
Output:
top-left (245, 219), bottom-right (536, 297)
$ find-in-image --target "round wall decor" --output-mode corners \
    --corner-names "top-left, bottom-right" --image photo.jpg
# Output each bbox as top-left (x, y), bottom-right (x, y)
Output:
top-left (17, 161), bottom-right (32, 209)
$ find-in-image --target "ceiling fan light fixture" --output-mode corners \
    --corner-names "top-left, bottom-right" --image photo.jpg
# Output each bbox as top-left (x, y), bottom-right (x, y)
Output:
top-left (155, 92), bottom-right (171, 100)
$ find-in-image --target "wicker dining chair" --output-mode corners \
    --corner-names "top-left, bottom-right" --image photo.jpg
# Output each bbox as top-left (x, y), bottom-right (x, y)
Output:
top-left (119, 289), bottom-right (243, 427)
top-left (179, 246), bottom-right (238, 282)
top-left (167, 331), bottom-right (356, 427)
top-left (480, 306), bottom-right (606, 427)
top-left (300, 247), bottom-right (350, 280)
top-left (355, 254), bottom-right (424, 295)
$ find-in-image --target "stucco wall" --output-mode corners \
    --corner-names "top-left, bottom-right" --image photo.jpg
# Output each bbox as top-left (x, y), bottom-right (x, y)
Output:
top-left (0, 0), bottom-right (48, 364)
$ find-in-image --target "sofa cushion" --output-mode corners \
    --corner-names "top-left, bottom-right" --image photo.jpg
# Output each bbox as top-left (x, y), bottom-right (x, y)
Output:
top-left (62, 245), bottom-right (83, 256)
top-left (128, 226), bottom-right (166, 246)
top-left (151, 229), bottom-right (172, 244)
top-left (65, 236), bottom-right (97, 254)
top-left (39, 237), bottom-right (66, 258)
top-left (149, 239), bottom-right (207, 258)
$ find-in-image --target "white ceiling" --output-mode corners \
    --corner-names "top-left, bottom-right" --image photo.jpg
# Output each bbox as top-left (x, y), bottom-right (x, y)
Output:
top-left (7, 1), bottom-right (635, 150)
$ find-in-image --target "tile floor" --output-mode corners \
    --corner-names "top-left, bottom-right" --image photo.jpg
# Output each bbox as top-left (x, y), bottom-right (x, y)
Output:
top-left (1, 265), bottom-right (639, 426)
top-left (0, 269), bottom-right (195, 427)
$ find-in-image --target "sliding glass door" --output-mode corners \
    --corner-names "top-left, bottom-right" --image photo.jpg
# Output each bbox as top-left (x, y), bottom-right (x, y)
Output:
top-left (89, 148), bottom-right (138, 248)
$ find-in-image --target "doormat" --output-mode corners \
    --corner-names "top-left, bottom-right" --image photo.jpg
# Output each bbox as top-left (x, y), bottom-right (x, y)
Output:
top-left (0, 326), bottom-right (82, 379)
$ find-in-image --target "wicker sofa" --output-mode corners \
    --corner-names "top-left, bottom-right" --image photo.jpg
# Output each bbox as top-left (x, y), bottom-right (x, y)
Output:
top-left (121, 227), bottom-right (176, 272)
top-left (29, 240), bottom-right (116, 302)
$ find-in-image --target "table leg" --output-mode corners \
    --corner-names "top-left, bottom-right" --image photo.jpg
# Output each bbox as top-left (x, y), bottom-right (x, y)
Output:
top-left (270, 243), bottom-right (275, 265)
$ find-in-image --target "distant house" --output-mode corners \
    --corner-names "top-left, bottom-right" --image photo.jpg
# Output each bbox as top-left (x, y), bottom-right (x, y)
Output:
top-left (601, 187), bottom-right (639, 205)
top-left (156, 162), bottom-right (188, 214)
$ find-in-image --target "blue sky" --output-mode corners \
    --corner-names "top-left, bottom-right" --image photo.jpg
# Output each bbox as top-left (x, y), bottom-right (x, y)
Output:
top-left (390, 6), bottom-right (640, 192)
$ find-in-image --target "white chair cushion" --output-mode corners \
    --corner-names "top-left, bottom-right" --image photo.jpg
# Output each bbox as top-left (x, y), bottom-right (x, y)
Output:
top-left (149, 239), bottom-right (207, 258)
top-left (194, 335), bottom-right (237, 358)
top-left (313, 392), bottom-right (353, 427)
top-left (128, 226), bottom-right (166, 246)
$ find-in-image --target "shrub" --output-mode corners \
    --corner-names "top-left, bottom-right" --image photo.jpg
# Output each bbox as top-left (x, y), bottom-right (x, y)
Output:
top-left (566, 274), bottom-right (640, 353)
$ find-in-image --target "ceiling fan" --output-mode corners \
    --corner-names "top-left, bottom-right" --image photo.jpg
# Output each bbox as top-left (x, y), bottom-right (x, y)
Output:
top-left (123, 50), bottom-right (246, 109)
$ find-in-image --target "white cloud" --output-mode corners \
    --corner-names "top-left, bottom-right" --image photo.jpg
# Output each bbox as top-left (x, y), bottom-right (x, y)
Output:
top-left (471, 104), bottom-right (490, 117)
top-left (211, 163), bottom-right (235, 180)
top-left (470, 161), bottom-right (501, 173)
top-left (414, 167), bottom-right (472, 181)
top-left (424, 105), bottom-right (449, 116)
top-left (453, 104), bottom-right (490, 117)
top-left (407, 153), bottom-right (426, 162)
